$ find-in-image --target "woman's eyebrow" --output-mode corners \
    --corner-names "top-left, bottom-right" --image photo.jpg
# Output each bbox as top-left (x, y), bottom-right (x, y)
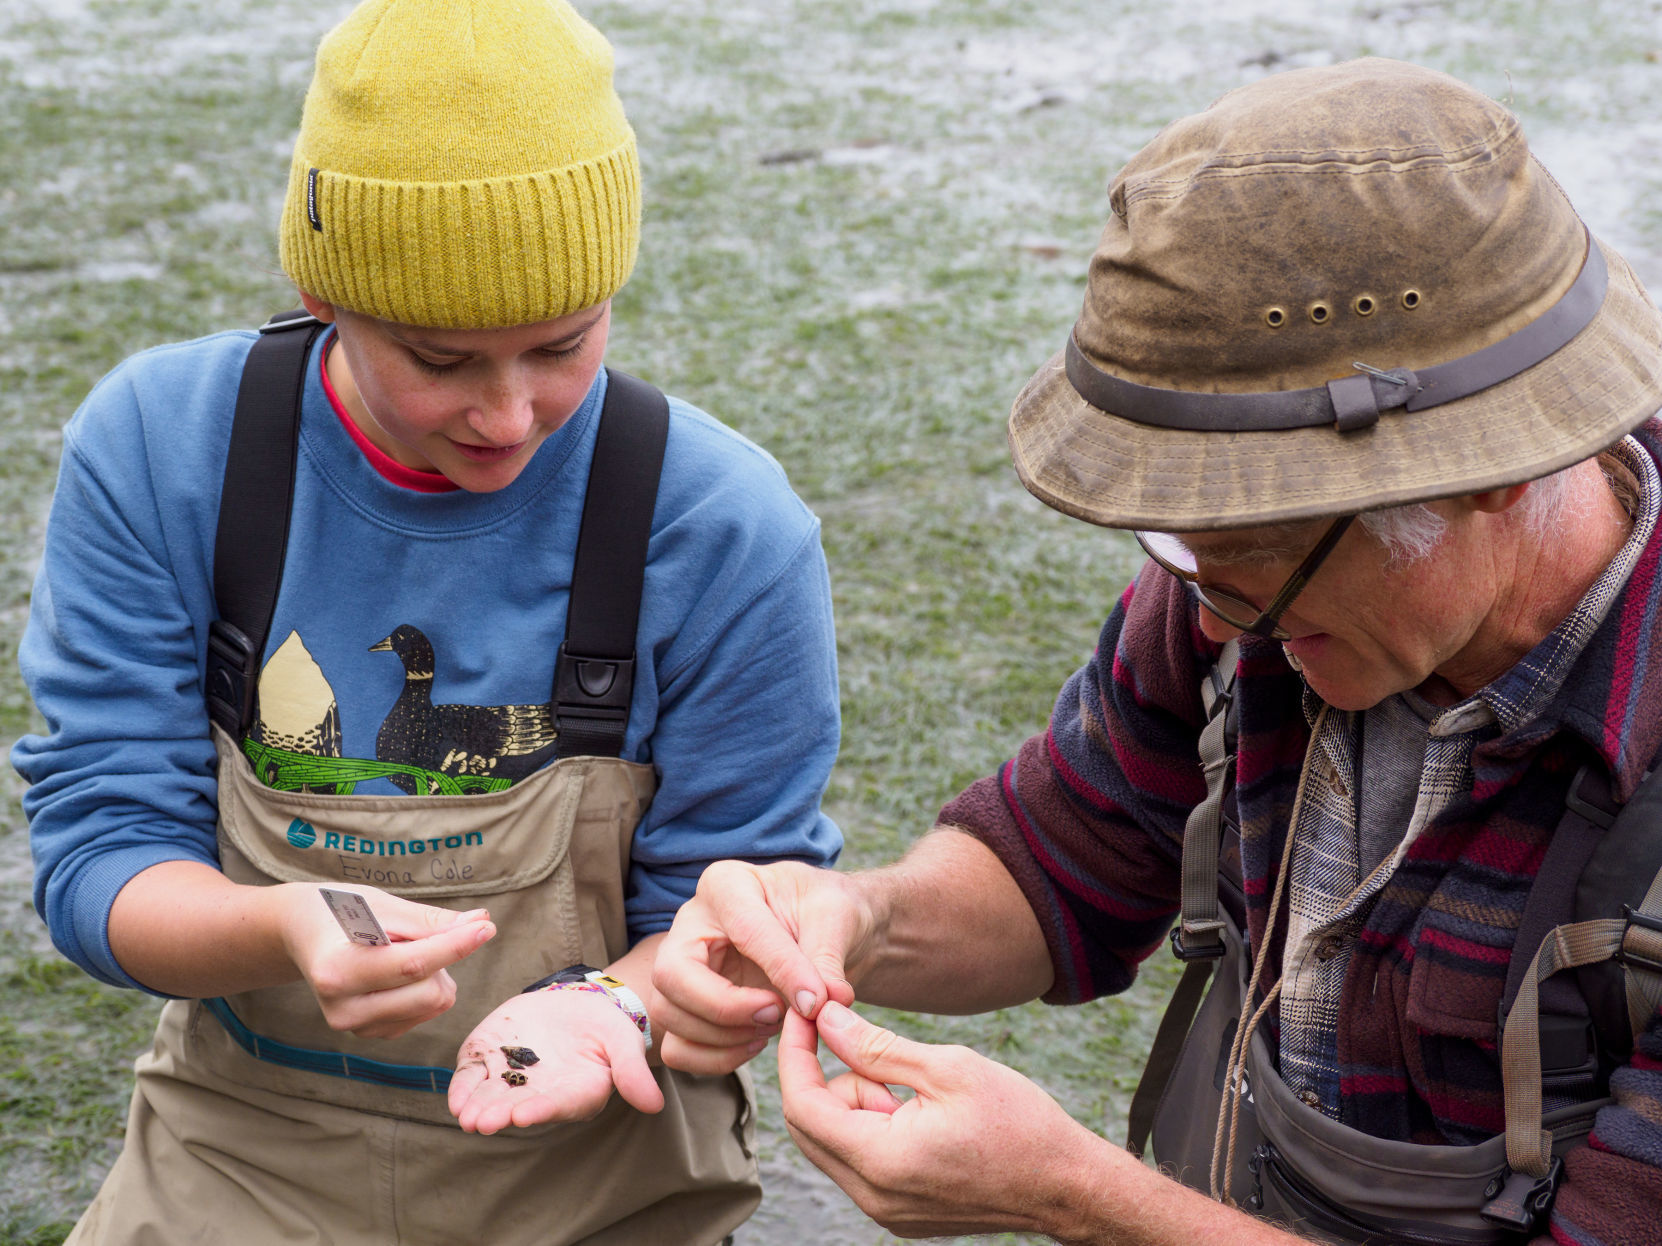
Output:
top-left (388, 310), bottom-right (607, 356)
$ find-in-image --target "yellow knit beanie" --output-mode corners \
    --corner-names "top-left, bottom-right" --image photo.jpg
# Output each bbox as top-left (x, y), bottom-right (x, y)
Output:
top-left (279, 0), bottom-right (639, 329)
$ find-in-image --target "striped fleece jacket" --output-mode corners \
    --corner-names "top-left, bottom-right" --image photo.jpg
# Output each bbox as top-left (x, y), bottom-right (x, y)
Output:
top-left (941, 427), bottom-right (1662, 1246)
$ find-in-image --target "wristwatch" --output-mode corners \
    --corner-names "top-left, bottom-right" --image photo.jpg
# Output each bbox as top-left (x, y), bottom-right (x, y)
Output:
top-left (521, 963), bottom-right (651, 1047)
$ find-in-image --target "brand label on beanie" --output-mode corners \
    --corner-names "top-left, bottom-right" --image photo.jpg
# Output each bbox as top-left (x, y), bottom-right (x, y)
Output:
top-left (307, 168), bottom-right (323, 232)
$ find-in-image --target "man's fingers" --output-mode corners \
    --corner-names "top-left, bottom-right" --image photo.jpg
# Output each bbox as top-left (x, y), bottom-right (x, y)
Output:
top-left (649, 958), bottom-right (784, 1041)
top-left (651, 943), bottom-right (787, 1030)
top-left (812, 1001), bottom-right (939, 1090)
top-left (825, 1070), bottom-right (905, 1114)
top-left (658, 1031), bottom-right (769, 1076)
top-left (776, 1008), bottom-right (832, 1099)
top-left (703, 865), bottom-right (832, 1015)
top-left (776, 1009), bottom-right (871, 1156)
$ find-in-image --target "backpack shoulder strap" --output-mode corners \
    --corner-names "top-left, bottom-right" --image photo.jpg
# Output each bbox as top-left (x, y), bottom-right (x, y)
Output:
top-left (206, 310), bottom-right (325, 736)
top-left (1126, 638), bottom-right (1241, 1158)
top-left (1498, 762), bottom-right (1662, 1182)
top-left (1574, 761), bottom-right (1662, 1043)
top-left (551, 368), bottom-right (670, 759)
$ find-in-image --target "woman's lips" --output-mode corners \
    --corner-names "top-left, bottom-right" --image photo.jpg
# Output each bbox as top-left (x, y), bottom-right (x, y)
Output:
top-left (451, 440), bottom-right (525, 462)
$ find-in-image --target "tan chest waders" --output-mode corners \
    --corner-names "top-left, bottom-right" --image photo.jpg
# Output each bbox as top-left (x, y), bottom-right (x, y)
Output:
top-left (66, 313), bottom-right (758, 1246)
top-left (1125, 642), bottom-right (1662, 1244)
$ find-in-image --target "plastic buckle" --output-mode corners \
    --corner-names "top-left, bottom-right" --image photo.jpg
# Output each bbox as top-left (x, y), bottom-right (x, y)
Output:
top-left (1480, 1156), bottom-right (1562, 1232)
top-left (1170, 921), bottom-right (1226, 962)
top-left (553, 644), bottom-right (634, 733)
top-left (1200, 665), bottom-right (1234, 720)
top-left (205, 619), bottom-right (259, 735)
top-left (1616, 905), bottom-right (1662, 975)
top-left (1562, 763), bottom-right (1619, 830)
top-left (1245, 1143), bottom-right (1270, 1211)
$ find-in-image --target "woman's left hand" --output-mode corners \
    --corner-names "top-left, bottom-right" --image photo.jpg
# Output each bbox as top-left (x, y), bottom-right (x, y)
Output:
top-left (449, 984), bottom-right (665, 1134)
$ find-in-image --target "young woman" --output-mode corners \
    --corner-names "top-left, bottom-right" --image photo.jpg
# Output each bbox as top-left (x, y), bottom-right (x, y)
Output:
top-left (14, 2), bottom-right (841, 1241)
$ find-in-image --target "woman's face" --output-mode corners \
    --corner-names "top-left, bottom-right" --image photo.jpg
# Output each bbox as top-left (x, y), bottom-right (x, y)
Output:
top-left (302, 293), bottom-right (611, 493)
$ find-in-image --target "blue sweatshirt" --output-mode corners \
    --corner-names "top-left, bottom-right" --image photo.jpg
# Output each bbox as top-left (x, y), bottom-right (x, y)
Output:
top-left (14, 328), bottom-right (842, 990)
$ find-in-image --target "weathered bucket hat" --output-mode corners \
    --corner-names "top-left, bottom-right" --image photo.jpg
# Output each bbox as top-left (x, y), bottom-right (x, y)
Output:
top-left (1008, 58), bottom-right (1662, 531)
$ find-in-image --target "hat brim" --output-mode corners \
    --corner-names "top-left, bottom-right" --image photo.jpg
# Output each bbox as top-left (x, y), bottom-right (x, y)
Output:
top-left (1007, 239), bottom-right (1662, 531)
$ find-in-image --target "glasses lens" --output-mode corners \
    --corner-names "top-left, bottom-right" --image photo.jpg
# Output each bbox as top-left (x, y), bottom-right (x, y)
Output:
top-left (1196, 587), bottom-right (1288, 638)
top-left (1135, 530), bottom-right (1197, 575)
top-left (1135, 529), bottom-right (1297, 641)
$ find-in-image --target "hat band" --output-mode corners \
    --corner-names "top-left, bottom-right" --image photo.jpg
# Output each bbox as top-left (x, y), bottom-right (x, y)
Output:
top-left (1064, 227), bottom-right (1607, 435)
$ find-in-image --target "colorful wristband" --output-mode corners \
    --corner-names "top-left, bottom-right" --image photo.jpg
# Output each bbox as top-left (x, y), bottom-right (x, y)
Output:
top-left (543, 972), bottom-right (651, 1049)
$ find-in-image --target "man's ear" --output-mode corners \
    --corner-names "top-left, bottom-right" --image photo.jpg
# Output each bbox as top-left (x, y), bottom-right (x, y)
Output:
top-left (1463, 481), bottom-right (1533, 515)
top-left (297, 291), bottom-right (337, 324)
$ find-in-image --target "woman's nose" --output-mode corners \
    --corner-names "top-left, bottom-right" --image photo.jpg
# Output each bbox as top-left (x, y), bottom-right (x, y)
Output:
top-left (467, 381), bottom-right (535, 445)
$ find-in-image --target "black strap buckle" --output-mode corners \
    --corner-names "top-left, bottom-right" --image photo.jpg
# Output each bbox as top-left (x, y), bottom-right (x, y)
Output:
top-left (1170, 921), bottom-right (1226, 962)
top-left (205, 619), bottom-right (259, 735)
top-left (552, 643), bottom-right (635, 757)
top-left (1616, 904), bottom-right (1662, 975)
top-left (1480, 1156), bottom-right (1562, 1232)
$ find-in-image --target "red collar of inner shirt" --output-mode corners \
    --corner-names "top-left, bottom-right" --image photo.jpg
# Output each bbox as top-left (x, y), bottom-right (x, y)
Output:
top-left (320, 334), bottom-right (458, 494)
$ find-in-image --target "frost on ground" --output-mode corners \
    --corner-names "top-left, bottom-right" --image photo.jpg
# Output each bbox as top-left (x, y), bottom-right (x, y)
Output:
top-left (2, 0), bottom-right (1660, 1242)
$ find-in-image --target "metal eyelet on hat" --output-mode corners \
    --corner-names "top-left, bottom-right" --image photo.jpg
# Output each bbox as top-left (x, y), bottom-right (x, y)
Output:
top-left (1263, 306), bottom-right (1287, 328)
top-left (1308, 301), bottom-right (1332, 324)
top-left (1352, 294), bottom-right (1377, 317)
top-left (1400, 288), bottom-right (1423, 310)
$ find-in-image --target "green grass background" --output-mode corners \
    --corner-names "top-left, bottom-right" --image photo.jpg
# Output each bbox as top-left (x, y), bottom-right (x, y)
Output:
top-left (2, 1), bottom-right (1660, 1242)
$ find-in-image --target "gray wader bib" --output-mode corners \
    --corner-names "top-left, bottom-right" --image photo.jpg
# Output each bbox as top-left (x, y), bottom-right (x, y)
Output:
top-left (1130, 642), bottom-right (1662, 1244)
top-left (66, 326), bottom-right (758, 1245)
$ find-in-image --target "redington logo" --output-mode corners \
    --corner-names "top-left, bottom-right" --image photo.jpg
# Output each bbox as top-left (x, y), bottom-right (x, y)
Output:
top-left (284, 818), bottom-right (484, 857)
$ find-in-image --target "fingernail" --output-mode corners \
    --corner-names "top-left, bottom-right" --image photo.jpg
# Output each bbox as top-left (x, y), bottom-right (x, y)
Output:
top-left (746, 1038), bottom-right (768, 1056)
top-left (459, 908), bottom-right (489, 920)
top-left (474, 925), bottom-right (494, 945)
top-left (794, 989), bottom-right (818, 1016)
top-left (818, 1001), bottom-right (855, 1030)
top-left (752, 1003), bottom-right (781, 1024)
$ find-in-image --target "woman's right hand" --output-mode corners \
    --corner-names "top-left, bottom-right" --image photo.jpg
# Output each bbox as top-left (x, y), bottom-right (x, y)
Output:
top-left (277, 882), bottom-right (497, 1039)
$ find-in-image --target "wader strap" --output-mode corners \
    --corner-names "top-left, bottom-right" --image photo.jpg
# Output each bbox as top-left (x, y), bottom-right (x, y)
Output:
top-left (1126, 639), bottom-right (1240, 1156)
top-left (1125, 956), bottom-right (1215, 1157)
top-left (1502, 866), bottom-right (1662, 1177)
top-left (1174, 639), bottom-right (1241, 962)
top-left (207, 310), bottom-right (325, 736)
top-left (553, 369), bottom-right (670, 759)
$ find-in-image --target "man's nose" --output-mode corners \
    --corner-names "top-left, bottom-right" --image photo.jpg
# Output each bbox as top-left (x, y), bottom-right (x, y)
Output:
top-left (1195, 602), bottom-right (1246, 646)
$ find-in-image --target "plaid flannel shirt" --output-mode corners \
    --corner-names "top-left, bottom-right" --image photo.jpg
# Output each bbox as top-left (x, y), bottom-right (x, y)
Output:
top-left (1278, 436), bottom-right (1660, 1112)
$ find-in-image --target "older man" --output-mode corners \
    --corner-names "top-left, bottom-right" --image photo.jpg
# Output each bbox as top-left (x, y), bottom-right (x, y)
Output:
top-left (649, 59), bottom-right (1662, 1244)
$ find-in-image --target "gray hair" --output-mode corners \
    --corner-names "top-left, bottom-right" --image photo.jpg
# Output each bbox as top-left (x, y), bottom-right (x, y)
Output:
top-left (1358, 466), bottom-right (1577, 562)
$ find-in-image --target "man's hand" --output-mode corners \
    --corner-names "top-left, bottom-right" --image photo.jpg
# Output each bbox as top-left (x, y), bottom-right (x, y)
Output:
top-left (649, 859), bottom-right (872, 1074)
top-left (449, 985), bottom-right (664, 1135)
top-left (779, 1003), bottom-right (1303, 1246)
top-left (775, 1002), bottom-right (1102, 1240)
top-left (279, 883), bottom-right (497, 1040)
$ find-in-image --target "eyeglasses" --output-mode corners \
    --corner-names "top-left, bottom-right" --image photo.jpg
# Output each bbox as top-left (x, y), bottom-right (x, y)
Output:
top-left (1134, 515), bottom-right (1355, 641)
